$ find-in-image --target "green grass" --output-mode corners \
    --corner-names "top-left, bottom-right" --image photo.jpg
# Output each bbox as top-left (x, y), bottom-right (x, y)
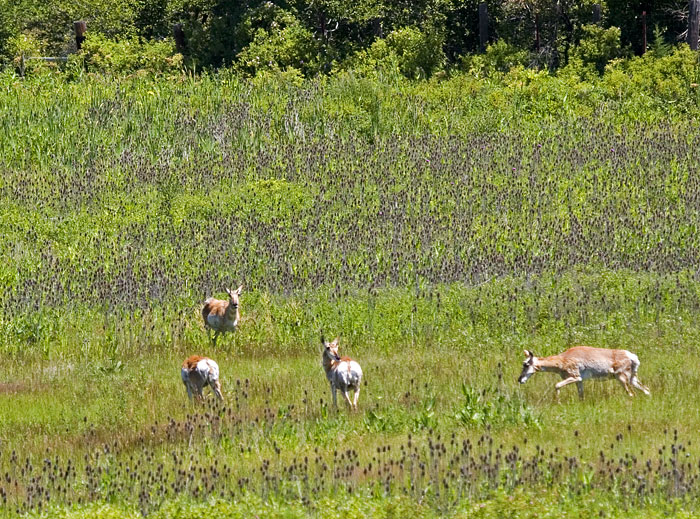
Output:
top-left (1, 59), bottom-right (700, 516)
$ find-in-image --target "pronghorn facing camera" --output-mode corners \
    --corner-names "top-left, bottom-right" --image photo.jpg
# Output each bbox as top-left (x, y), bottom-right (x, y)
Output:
top-left (321, 336), bottom-right (363, 411)
top-left (518, 346), bottom-right (650, 400)
top-left (202, 286), bottom-right (242, 346)
top-left (181, 355), bottom-right (223, 402)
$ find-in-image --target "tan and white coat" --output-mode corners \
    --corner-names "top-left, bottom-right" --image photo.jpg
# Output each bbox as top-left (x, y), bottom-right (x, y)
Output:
top-left (202, 286), bottom-right (242, 345)
top-left (321, 337), bottom-right (363, 411)
top-left (518, 346), bottom-right (650, 399)
top-left (181, 355), bottom-right (223, 401)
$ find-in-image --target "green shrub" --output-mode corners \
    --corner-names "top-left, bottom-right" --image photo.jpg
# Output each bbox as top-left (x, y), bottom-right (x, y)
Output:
top-left (6, 32), bottom-right (45, 73)
top-left (80, 33), bottom-right (182, 75)
top-left (461, 40), bottom-right (530, 77)
top-left (601, 45), bottom-right (700, 109)
top-left (343, 26), bottom-right (445, 80)
top-left (385, 26), bottom-right (445, 79)
top-left (234, 5), bottom-right (318, 77)
top-left (569, 24), bottom-right (625, 75)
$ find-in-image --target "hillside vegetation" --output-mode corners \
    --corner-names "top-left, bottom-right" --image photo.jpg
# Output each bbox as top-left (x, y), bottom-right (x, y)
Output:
top-left (0, 50), bottom-right (700, 517)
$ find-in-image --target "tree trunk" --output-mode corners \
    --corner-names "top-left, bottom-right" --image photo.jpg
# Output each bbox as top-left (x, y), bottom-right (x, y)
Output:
top-left (479, 2), bottom-right (489, 52)
top-left (689, 0), bottom-right (700, 50)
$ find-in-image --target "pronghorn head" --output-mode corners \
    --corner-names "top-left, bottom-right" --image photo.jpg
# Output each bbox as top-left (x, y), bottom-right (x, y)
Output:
top-left (518, 350), bottom-right (537, 384)
top-left (321, 335), bottom-right (341, 363)
top-left (225, 285), bottom-right (243, 308)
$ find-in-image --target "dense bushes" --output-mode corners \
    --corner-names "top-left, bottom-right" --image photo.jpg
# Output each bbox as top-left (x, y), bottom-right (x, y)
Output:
top-left (80, 34), bottom-right (182, 75)
top-left (1, 0), bottom-right (698, 78)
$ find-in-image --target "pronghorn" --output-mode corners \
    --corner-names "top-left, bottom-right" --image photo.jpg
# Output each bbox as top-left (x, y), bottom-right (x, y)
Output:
top-left (202, 286), bottom-right (243, 346)
top-left (181, 355), bottom-right (223, 402)
top-left (321, 336), bottom-right (363, 411)
top-left (518, 346), bottom-right (650, 399)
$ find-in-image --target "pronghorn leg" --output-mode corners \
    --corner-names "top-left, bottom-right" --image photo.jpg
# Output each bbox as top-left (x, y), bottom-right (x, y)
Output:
top-left (352, 386), bottom-right (361, 410)
top-left (196, 383), bottom-right (206, 402)
top-left (616, 373), bottom-right (634, 396)
top-left (330, 385), bottom-right (338, 408)
top-left (555, 376), bottom-right (583, 398)
top-left (342, 390), bottom-right (353, 410)
top-left (631, 376), bottom-right (650, 395)
top-left (185, 383), bottom-right (194, 401)
top-left (212, 331), bottom-right (220, 347)
top-left (576, 381), bottom-right (584, 400)
top-left (211, 380), bottom-right (223, 401)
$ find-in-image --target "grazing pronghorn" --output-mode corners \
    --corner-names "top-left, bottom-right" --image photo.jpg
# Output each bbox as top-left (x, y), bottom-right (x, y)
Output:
top-left (321, 336), bottom-right (363, 411)
top-left (518, 346), bottom-right (650, 399)
top-left (181, 355), bottom-right (223, 402)
top-left (202, 286), bottom-right (243, 346)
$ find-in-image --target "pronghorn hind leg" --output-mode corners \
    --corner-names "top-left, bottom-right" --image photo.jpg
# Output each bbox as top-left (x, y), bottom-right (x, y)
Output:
top-left (352, 386), bottom-right (361, 410)
top-left (576, 381), bottom-right (584, 400)
top-left (211, 380), bottom-right (223, 401)
top-left (631, 376), bottom-right (650, 395)
top-left (341, 390), bottom-right (353, 410)
top-left (615, 373), bottom-right (634, 396)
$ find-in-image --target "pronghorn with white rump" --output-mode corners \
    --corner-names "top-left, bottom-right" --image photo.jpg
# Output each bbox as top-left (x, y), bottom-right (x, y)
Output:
top-left (202, 286), bottom-right (243, 346)
top-left (518, 346), bottom-right (650, 399)
top-left (321, 335), bottom-right (363, 411)
top-left (181, 355), bottom-right (223, 402)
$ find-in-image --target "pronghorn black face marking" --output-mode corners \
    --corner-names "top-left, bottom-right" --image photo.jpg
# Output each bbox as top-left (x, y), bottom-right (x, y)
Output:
top-left (518, 350), bottom-right (536, 384)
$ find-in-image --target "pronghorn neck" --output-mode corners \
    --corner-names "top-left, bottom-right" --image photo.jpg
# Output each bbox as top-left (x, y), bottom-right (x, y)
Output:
top-left (322, 351), bottom-right (341, 375)
top-left (535, 355), bottom-right (567, 373)
top-left (225, 298), bottom-right (240, 323)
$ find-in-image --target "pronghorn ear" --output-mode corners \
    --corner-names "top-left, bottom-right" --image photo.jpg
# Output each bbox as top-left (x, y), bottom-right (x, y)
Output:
top-left (524, 349), bottom-right (532, 358)
top-left (331, 337), bottom-right (339, 347)
top-left (235, 285), bottom-right (243, 295)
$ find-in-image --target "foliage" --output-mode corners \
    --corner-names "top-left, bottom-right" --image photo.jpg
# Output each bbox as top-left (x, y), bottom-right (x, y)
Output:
top-left (80, 33), bottom-right (182, 75)
top-left (384, 26), bottom-right (445, 79)
top-left (601, 46), bottom-right (700, 109)
top-left (569, 24), bottom-right (624, 75)
top-left (454, 383), bottom-right (540, 428)
top-left (235, 5), bottom-right (319, 77)
top-left (343, 26), bottom-right (445, 79)
top-left (461, 40), bottom-right (530, 76)
top-left (1, 57), bottom-right (700, 517)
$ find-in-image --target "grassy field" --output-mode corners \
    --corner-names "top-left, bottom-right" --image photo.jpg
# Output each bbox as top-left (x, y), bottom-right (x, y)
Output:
top-left (2, 59), bottom-right (700, 517)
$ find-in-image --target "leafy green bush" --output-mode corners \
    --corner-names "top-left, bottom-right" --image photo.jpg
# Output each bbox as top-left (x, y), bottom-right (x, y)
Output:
top-left (461, 40), bottom-right (530, 77)
top-left (569, 25), bottom-right (625, 75)
top-left (343, 26), bottom-right (445, 79)
top-left (601, 45), bottom-right (700, 109)
top-left (80, 33), bottom-right (182, 75)
top-left (385, 26), bottom-right (445, 79)
top-left (235, 4), bottom-right (318, 77)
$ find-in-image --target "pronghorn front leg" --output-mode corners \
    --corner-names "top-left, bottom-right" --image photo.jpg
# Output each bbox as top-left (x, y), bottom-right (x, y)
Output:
top-left (330, 383), bottom-right (338, 409)
top-left (555, 376), bottom-right (583, 398)
top-left (352, 386), bottom-right (361, 411)
top-left (341, 390), bottom-right (354, 410)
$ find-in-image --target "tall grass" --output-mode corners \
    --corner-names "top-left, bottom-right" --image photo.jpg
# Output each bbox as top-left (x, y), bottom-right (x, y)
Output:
top-left (1, 63), bottom-right (700, 516)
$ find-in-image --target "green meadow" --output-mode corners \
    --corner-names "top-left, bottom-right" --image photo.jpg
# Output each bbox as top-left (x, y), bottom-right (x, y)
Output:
top-left (2, 51), bottom-right (700, 516)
